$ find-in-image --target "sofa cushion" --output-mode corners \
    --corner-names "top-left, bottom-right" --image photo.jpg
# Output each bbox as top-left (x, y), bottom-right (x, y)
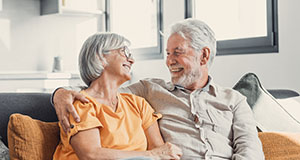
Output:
top-left (0, 92), bottom-right (58, 147)
top-left (0, 138), bottom-right (9, 160)
top-left (259, 132), bottom-right (300, 159)
top-left (233, 73), bottom-right (300, 132)
top-left (7, 113), bottom-right (59, 160)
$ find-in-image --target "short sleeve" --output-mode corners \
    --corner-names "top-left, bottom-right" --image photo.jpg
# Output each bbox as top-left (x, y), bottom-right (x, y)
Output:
top-left (139, 98), bottom-right (162, 130)
top-left (67, 100), bottom-right (102, 143)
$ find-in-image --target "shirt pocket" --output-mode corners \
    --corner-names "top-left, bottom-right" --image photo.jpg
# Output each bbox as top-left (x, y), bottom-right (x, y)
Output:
top-left (207, 108), bottom-right (233, 137)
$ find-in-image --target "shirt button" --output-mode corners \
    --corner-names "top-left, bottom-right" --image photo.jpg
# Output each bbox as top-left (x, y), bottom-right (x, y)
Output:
top-left (194, 116), bottom-right (199, 123)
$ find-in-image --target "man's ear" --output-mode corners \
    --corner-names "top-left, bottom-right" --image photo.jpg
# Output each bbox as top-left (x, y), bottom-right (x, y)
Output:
top-left (200, 47), bottom-right (210, 66)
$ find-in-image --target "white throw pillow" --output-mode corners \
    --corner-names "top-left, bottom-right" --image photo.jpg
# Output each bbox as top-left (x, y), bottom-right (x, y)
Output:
top-left (233, 73), bottom-right (300, 132)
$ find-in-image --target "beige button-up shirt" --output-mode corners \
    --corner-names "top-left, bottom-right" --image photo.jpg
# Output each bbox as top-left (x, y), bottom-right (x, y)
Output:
top-left (121, 77), bottom-right (264, 160)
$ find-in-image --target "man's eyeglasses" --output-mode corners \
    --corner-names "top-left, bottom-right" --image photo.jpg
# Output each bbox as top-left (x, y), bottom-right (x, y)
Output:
top-left (120, 46), bottom-right (133, 59)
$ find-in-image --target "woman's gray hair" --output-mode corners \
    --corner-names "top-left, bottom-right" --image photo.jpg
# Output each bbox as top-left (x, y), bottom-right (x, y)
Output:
top-left (170, 18), bottom-right (216, 69)
top-left (79, 32), bottom-right (130, 86)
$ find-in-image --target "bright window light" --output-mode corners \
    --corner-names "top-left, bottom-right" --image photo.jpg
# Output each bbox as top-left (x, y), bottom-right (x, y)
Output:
top-left (194, 0), bottom-right (267, 41)
top-left (110, 0), bottom-right (158, 49)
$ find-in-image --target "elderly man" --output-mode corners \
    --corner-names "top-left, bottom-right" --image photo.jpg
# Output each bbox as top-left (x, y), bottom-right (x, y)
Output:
top-left (52, 18), bottom-right (264, 159)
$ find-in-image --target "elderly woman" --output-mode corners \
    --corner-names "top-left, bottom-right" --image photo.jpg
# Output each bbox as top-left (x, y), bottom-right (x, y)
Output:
top-left (53, 33), bottom-right (182, 160)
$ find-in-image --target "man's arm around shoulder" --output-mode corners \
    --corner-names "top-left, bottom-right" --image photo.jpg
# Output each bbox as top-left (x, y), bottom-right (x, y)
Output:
top-left (51, 86), bottom-right (88, 133)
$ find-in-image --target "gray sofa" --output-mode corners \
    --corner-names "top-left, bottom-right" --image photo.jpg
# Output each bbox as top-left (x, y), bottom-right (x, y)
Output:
top-left (1, 73), bottom-right (300, 159)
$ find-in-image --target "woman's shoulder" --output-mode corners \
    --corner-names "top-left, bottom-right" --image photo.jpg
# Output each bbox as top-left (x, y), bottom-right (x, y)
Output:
top-left (120, 92), bottom-right (146, 102)
top-left (73, 99), bottom-right (97, 110)
top-left (119, 93), bottom-right (150, 113)
top-left (73, 90), bottom-right (98, 108)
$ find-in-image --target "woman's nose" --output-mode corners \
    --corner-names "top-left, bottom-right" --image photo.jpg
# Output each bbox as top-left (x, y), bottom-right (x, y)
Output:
top-left (128, 57), bottom-right (135, 64)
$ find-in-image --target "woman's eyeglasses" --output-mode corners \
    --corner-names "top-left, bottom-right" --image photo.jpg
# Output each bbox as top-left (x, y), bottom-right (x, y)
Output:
top-left (120, 46), bottom-right (132, 59)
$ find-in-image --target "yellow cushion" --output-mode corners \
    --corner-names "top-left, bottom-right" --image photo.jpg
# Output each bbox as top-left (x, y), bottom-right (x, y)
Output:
top-left (7, 113), bottom-right (59, 160)
top-left (259, 132), bottom-right (300, 159)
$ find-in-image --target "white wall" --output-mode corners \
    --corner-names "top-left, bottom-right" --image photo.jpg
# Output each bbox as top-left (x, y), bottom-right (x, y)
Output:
top-left (132, 0), bottom-right (300, 93)
top-left (0, 0), bottom-right (100, 72)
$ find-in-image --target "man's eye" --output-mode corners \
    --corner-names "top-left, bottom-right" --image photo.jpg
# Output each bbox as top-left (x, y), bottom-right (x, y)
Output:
top-left (174, 51), bottom-right (182, 55)
top-left (166, 52), bottom-right (170, 56)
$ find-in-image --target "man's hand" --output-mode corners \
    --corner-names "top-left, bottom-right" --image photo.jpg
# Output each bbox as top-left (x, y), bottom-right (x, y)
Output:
top-left (53, 88), bottom-right (89, 133)
top-left (148, 142), bottom-right (183, 160)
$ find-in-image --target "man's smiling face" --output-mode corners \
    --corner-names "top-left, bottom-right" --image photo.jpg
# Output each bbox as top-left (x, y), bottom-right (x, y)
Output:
top-left (166, 33), bottom-right (202, 87)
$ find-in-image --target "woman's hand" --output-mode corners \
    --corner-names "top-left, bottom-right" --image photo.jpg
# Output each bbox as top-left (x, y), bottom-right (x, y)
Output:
top-left (53, 88), bottom-right (89, 133)
top-left (148, 142), bottom-right (182, 160)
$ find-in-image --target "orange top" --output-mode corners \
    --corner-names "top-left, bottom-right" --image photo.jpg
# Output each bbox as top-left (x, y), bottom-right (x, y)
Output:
top-left (53, 91), bottom-right (161, 160)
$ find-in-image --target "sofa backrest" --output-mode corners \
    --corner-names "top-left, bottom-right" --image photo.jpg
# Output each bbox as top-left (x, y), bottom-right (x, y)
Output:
top-left (0, 93), bottom-right (58, 147)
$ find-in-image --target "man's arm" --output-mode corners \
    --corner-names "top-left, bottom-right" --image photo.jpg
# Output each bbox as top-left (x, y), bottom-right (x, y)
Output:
top-left (52, 87), bottom-right (89, 133)
top-left (51, 81), bottom-right (147, 133)
top-left (231, 97), bottom-right (265, 160)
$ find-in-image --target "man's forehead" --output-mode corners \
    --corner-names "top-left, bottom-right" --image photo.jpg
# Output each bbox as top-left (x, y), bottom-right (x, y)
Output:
top-left (167, 35), bottom-right (190, 49)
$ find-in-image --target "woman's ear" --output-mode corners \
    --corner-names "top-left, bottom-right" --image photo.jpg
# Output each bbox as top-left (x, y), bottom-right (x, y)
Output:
top-left (200, 47), bottom-right (211, 66)
top-left (97, 54), bottom-right (107, 67)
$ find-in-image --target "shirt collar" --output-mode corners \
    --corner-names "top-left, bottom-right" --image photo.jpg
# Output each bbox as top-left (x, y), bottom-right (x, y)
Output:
top-left (166, 76), bottom-right (218, 97)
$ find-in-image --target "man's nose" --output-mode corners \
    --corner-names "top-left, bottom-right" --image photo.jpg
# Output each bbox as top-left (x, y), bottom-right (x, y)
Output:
top-left (167, 55), bottom-right (177, 65)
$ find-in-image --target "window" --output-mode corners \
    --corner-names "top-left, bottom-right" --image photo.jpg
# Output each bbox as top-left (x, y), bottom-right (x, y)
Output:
top-left (106, 0), bottom-right (163, 60)
top-left (186, 0), bottom-right (278, 55)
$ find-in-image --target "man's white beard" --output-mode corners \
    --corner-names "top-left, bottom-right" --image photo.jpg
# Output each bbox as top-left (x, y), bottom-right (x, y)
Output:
top-left (172, 68), bottom-right (201, 88)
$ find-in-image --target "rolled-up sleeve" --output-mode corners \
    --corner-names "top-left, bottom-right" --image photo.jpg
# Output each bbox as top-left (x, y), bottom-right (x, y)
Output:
top-left (67, 101), bottom-right (102, 143)
top-left (139, 98), bottom-right (162, 130)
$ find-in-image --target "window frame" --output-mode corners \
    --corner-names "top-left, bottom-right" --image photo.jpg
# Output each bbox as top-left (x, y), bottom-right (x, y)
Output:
top-left (185, 0), bottom-right (278, 56)
top-left (105, 0), bottom-right (164, 60)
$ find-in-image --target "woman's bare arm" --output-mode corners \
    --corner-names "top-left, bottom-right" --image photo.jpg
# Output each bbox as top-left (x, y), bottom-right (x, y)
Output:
top-left (70, 127), bottom-right (182, 160)
top-left (144, 121), bottom-right (164, 149)
top-left (144, 122), bottom-right (182, 159)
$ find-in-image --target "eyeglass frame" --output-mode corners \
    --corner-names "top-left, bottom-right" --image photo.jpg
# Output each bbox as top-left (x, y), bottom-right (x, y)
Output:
top-left (102, 46), bottom-right (133, 59)
top-left (120, 46), bottom-right (133, 59)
